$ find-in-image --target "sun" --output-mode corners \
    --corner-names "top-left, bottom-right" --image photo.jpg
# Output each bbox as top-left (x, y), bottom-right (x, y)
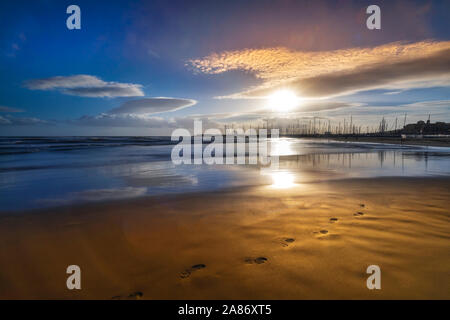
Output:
top-left (267, 89), bottom-right (301, 112)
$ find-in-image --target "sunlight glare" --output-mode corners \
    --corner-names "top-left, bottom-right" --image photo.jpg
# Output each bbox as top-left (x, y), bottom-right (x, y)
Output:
top-left (267, 89), bottom-right (301, 112)
top-left (271, 138), bottom-right (293, 156)
top-left (270, 171), bottom-right (295, 189)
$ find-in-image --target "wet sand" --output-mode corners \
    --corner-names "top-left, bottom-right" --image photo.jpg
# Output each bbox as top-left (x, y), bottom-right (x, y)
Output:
top-left (0, 177), bottom-right (449, 299)
top-left (327, 136), bottom-right (450, 147)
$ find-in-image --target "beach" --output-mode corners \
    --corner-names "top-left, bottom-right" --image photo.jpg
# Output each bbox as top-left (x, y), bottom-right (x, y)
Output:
top-left (0, 177), bottom-right (449, 299)
top-left (0, 137), bottom-right (449, 299)
top-left (1, 0), bottom-right (450, 304)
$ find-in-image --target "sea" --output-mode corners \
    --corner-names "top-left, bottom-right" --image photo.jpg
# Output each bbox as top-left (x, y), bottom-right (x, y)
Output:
top-left (1, 136), bottom-right (449, 211)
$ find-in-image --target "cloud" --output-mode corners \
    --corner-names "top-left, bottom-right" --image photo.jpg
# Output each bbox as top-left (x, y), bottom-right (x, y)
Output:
top-left (183, 101), bottom-right (361, 124)
top-left (214, 101), bottom-right (360, 117)
top-left (188, 41), bottom-right (450, 99)
top-left (73, 113), bottom-right (221, 129)
top-left (205, 112), bottom-right (265, 123)
top-left (246, 49), bottom-right (450, 98)
top-left (73, 113), bottom-right (171, 128)
top-left (289, 101), bottom-right (361, 113)
top-left (0, 106), bottom-right (24, 113)
top-left (108, 97), bottom-right (197, 115)
top-left (0, 115), bottom-right (50, 125)
top-left (72, 95), bottom-right (199, 128)
top-left (24, 75), bottom-right (144, 97)
top-left (332, 100), bottom-right (450, 117)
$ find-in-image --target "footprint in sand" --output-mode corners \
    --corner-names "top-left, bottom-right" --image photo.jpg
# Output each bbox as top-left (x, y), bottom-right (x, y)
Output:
top-left (354, 211), bottom-right (364, 216)
top-left (329, 217), bottom-right (338, 223)
top-left (313, 229), bottom-right (341, 240)
top-left (275, 237), bottom-right (296, 247)
top-left (244, 257), bottom-right (268, 264)
top-left (180, 264), bottom-right (206, 279)
top-left (313, 229), bottom-right (329, 235)
top-left (111, 291), bottom-right (143, 300)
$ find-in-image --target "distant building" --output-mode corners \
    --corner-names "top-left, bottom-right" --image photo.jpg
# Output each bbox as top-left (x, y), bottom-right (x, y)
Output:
top-left (403, 121), bottom-right (450, 135)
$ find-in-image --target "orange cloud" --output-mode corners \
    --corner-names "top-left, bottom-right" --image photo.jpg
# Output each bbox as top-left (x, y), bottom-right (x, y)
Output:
top-left (188, 41), bottom-right (450, 98)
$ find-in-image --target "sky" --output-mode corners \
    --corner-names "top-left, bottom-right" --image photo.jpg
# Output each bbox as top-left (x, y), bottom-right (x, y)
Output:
top-left (0, 0), bottom-right (449, 136)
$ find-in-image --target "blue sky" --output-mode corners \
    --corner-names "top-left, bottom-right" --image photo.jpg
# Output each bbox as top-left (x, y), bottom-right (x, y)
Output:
top-left (0, 0), bottom-right (449, 135)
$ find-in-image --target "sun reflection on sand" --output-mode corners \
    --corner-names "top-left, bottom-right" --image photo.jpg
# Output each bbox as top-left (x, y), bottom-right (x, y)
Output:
top-left (269, 171), bottom-right (296, 189)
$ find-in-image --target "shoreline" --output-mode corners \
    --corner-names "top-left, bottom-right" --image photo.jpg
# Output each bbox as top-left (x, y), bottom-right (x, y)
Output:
top-left (1, 175), bottom-right (449, 217)
top-left (0, 176), bottom-right (449, 299)
top-left (308, 136), bottom-right (450, 148)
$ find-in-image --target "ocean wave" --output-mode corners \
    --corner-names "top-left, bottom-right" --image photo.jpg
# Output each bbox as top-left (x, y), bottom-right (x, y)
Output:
top-left (0, 136), bottom-right (176, 155)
